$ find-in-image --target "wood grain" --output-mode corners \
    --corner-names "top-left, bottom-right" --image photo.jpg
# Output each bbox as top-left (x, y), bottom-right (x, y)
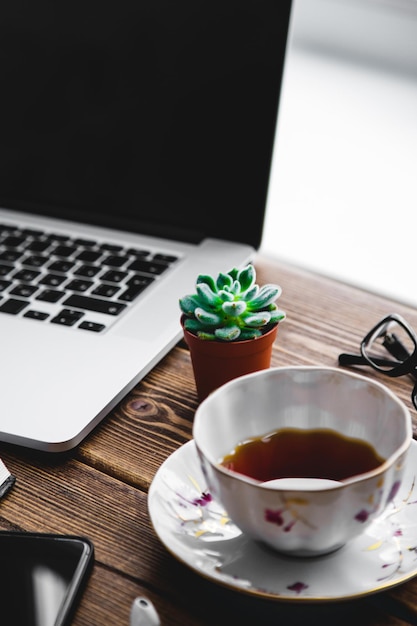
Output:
top-left (1, 254), bottom-right (417, 625)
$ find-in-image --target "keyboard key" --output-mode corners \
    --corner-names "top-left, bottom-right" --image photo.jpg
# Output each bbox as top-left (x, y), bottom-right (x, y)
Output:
top-left (46, 234), bottom-right (70, 243)
top-left (22, 255), bottom-right (49, 267)
top-left (74, 264), bottom-right (101, 278)
top-left (127, 258), bottom-right (168, 275)
top-left (153, 253), bottom-right (178, 263)
top-left (26, 240), bottom-right (50, 252)
top-left (0, 250), bottom-right (22, 263)
top-left (24, 310), bottom-right (49, 321)
top-left (101, 270), bottom-right (128, 283)
top-left (91, 284), bottom-right (120, 298)
top-left (0, 263), bottom-right (12, 276)
top-left (12, 268), bottom-right (41, 282)
top-left (0, 298), bottom-right (28, 314)
top-left (79, 321), bottom-right (106, 332)
top-left (66, 279), bottom-right (93, 292)
top-left (51, 244), bottom-right (77, 257)
top-left (21, 228), bottom-right (43, 237)
top-left (126, 248), bottom-right (149, 257)
top-left (1, 235), bottom-right (26, 248)
top-left (51, 308), bottom-right (84, 326)
top-left (36, 289), bottom-right (66, 303)
top-left (39, 273), bottom-right (66, 287)
top-left (10, 284), bottom-right (38, 298)
top-left (48, 260), bottom-right (76, 273)
top-left (0, 279), bottom-right (12, 291)
top-left (126, 274), bottom-right (154, 288)
top-left (119, 285), bottom-right (148, 302)
top-left (76, 250), bottom-right (102, 263)
top-left (100, 243), bottom-right (123, 252)
top-left (73, 238), bottom-right (97, 247)
top-left (63, 294), bottom-right (127, 315)
top-left (102, 255), bottom-right (128, 268)
top-left (119, 277), bottom-right (154, 302)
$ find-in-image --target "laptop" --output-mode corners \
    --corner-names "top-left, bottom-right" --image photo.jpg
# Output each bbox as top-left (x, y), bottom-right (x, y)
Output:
top-left (0, 1), bottom-right (293, 451)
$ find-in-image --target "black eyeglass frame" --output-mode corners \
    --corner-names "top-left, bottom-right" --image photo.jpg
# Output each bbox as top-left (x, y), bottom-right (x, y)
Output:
top-left (360, 313), bottom-right (417, 378)
top-left (338, 313), bottom-right (417, 410)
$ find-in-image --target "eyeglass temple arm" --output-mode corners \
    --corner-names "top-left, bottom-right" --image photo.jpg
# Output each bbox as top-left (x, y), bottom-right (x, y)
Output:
top-left (338, 353), bottom-right (402, 368)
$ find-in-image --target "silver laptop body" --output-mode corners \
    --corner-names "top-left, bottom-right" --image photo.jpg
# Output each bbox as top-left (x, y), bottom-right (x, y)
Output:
top-left (0, 0), bottom-right (292, 450)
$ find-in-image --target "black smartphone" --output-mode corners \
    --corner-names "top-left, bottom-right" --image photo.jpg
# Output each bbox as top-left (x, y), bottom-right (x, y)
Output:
top-left (0, 531), bottom-right (94, 626)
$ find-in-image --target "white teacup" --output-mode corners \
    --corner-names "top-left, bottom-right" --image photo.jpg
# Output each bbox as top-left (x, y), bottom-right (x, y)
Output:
top-left (193, 366), bottom-right (412, 556)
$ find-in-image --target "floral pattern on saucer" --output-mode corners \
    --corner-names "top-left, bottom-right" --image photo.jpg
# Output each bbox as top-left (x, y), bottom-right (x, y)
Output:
top-left (148, 440), bottom-right (417, 602)
top-left (155, 464), bottom-right (241, 542)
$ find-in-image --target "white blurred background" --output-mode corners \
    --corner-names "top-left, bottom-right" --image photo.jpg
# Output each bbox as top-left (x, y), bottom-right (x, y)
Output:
top-left (261, 0), bottom-right (417, 307)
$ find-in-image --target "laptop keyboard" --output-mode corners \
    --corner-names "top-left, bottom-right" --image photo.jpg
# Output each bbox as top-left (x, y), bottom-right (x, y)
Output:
top-left (0, 223), bottom-right (178, 332)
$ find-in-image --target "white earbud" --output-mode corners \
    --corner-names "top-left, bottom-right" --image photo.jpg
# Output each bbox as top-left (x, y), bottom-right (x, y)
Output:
top-left (130, 597), bottom-right (161, 626)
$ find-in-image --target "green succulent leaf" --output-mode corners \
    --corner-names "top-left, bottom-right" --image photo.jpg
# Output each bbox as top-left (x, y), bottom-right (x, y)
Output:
top-left (243, 311), bottom-right (272, 327)
top-left (196, 282), bottom-right (222, 308)
top-left (227, 268), bottom-right (239, 281)
top-left (230, 280), bottom-right (241, 296)
top-left (242, 284), bottom-right (259, 302)
top-left (222, 301), bottom-right (247, 317)
top-left (196, 274), bottom-right (217, 292)
top-left (237, 265), bottom-right (255, 291)
top-left (183, 317), bottom-right (205, 333)
top-left (214, 325), bottom-right (241, 341)
top-left (239, 328), bottom-right (262, 340)
top-left (217, 289), bottom-right (235, 303)
top-left (216, 272), bottom-right (233, 291)
top-left (247, 284), bottom-right (281, 310)
top-left (197, 331), bottom-right (217, 340)
top-left (269, 308), bottom-right (286, 324)
top-left (194, 307), bottom-right (222, 326)
top-left (179, 294), bottom-right (199, 315)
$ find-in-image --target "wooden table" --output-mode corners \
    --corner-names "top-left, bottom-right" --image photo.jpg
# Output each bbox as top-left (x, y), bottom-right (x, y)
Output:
top-left (1, 254), bottom-right (417, 625)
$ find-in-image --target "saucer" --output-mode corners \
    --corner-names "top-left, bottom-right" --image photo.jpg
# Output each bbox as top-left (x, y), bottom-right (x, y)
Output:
top-left (148, 439), bottom-right (417, 602)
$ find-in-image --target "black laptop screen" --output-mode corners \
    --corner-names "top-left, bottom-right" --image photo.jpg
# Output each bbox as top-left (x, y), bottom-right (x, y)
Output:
top-left (0, 1), bottom-right (292, 248)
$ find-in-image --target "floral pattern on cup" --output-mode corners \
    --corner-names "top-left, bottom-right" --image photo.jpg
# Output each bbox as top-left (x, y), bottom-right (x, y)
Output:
top-left (264, 498), bottom-right (315, 533)
top-left (354, 479), bottom-right (402, 524)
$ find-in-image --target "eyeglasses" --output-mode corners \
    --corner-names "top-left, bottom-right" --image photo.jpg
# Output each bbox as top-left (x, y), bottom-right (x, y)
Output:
top-left (338, 313), bottom-right (417, 409)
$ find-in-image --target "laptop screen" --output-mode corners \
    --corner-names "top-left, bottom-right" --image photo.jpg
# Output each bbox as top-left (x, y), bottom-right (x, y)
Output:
top-left (0, 1), bottom-right (292, 249)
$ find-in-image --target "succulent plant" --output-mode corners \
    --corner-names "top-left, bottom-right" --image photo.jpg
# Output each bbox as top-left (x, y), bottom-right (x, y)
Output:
top-left (179, 264), bottom-right (285, 341)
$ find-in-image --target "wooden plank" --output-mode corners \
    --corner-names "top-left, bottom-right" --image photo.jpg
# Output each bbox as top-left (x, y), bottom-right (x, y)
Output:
top-left (1, 255), bottom-right (417, 624)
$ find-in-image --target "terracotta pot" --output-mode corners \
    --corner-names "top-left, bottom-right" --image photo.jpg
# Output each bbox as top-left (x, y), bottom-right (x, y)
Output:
top-left (181, 318), bottom-right (278, 402)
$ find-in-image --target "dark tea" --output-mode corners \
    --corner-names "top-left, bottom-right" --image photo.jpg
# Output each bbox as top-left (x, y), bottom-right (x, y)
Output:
top-left (221, 427), bottom-right (385, 482)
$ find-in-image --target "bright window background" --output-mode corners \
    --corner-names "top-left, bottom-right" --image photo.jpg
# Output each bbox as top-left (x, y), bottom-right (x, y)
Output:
top-left (261, 0), bottom-right (417, 307)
